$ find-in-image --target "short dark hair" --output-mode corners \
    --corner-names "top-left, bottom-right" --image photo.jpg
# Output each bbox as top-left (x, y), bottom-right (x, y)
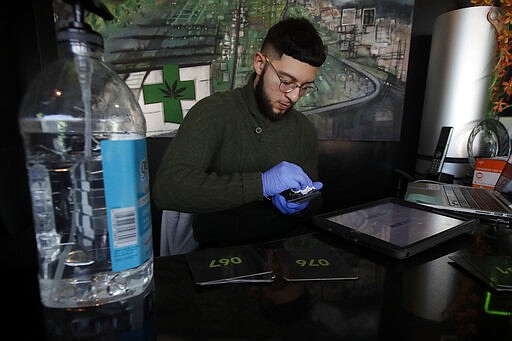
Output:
top-left (261, 17), bottom-right (327, 67)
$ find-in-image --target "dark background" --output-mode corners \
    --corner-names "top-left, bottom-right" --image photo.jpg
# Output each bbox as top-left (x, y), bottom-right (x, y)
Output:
top-left (0, 0), bottom-right (470, 273)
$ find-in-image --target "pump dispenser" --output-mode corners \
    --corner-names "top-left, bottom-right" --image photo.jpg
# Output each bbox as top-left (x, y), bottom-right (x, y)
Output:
top-left (18, 0), bottom-right (153, 308)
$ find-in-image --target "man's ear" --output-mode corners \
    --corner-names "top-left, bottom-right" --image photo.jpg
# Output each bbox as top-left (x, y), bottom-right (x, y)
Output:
top-left (253, 52), bottom-right (266, 76)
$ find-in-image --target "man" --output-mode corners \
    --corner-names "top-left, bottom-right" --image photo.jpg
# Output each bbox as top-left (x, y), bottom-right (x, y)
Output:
top-left (153, 17), bottom-right (327, 246)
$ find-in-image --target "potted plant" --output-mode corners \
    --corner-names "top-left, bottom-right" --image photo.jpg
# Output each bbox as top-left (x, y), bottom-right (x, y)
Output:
top-left (471, 0), bottom-right (512, 117)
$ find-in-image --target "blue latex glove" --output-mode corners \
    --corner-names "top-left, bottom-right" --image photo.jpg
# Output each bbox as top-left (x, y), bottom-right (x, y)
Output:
top-left (272, 194), bottom-right (309, 215)
top-left (261, 161), bottom-right (313, 197)
top-left (312, 181), bottom-right (323, 191)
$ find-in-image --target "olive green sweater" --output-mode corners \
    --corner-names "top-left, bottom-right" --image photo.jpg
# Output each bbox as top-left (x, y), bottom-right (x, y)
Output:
top-left (152, 74), bottom-right (321, 245)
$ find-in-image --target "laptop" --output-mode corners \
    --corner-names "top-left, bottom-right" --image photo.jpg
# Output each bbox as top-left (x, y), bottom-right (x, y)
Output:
top-left (405, 156), bottom-right (512, 221)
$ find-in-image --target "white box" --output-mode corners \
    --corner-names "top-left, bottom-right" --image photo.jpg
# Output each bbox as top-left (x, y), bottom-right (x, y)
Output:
top-left (472, 158), bottom-right (507, 190)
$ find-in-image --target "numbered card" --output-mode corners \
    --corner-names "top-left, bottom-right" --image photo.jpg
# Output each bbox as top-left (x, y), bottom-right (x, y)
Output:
top-left (186, 246), bottom-right (274, 285)
top-left (449, 255), bottom-right (512, 292)
top-left (274, 249), bottom-right (359, 282)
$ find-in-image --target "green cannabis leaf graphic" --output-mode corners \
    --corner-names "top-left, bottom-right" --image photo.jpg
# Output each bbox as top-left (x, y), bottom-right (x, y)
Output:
top-left (160, 80), bottom-right (187, 99)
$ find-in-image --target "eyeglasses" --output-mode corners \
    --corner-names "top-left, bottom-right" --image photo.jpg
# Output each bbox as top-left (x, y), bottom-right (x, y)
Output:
top-left (264, 56), bottom-right (318, 96)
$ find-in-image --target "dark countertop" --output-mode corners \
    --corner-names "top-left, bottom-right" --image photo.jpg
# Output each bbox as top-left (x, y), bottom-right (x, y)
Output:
top-left (10, 223), bottom-right (512, 340)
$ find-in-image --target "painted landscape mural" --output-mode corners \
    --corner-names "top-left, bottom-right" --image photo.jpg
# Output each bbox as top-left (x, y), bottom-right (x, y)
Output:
top-left (54, 0), bottom-right (415, 140)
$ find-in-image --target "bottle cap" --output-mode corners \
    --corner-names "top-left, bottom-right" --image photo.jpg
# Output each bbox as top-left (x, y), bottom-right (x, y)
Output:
top-left (57, 0), bottom-right (114, 48)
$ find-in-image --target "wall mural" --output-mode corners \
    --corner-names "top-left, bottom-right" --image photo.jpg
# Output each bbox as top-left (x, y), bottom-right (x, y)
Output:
top-left (65, 0), bottom-right (415, 140)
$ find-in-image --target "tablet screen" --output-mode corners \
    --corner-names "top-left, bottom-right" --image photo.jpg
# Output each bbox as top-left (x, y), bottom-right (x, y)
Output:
top-left (325, 201), bottom-right (468, 247)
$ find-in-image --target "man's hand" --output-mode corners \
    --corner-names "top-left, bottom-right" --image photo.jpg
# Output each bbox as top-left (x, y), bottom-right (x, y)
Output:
top-left (271, 194), bottom-right (309, 215)
top-left (262, 161), bottom-right (313, 197)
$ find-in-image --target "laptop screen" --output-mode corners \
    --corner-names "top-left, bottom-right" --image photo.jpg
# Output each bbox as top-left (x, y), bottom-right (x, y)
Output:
top-left (493, 155), bottom-right (512, 198)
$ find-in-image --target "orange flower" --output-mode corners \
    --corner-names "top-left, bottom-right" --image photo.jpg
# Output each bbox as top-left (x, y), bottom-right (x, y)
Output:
top-left (504, 80), bottom-right (512, 96)
top-left (493, 97), bottom-right (509, 112)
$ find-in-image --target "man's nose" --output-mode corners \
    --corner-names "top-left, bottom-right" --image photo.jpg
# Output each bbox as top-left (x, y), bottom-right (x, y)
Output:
top-left (285, 87), bottom-right (301, 101)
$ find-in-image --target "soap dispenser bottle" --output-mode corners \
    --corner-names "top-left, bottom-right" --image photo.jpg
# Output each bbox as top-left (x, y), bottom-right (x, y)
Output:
top-left (18, 0), bottom-right (153, 308)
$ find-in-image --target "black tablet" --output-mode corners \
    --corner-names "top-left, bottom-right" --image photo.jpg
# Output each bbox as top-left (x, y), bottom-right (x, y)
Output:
top-left (313, 197), bottom-right (478, 259)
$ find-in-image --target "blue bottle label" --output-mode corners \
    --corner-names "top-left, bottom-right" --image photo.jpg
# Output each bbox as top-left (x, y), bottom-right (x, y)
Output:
top-left (101, 138), bottom-right (153, 271)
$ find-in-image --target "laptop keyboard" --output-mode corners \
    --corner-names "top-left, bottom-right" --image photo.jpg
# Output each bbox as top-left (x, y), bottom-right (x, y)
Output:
top-left (446, 186), bottom-right (504, 211)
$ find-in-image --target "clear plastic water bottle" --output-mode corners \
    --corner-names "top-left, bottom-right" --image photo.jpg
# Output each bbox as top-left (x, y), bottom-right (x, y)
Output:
top-left (18, 0), bottom-right (153, 308)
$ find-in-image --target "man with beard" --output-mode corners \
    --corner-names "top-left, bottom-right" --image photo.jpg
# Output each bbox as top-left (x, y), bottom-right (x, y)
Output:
top-left (153, 17), bottom-right (327, 247)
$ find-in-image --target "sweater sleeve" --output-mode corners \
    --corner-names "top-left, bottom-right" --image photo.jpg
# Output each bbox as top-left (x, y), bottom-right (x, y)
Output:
top-left (152, 97), bottom-right (264, 214)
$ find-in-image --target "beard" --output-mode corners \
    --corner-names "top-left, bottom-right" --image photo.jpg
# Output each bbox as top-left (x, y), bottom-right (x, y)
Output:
top-left (255, 69), bottom-right (285, 122)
